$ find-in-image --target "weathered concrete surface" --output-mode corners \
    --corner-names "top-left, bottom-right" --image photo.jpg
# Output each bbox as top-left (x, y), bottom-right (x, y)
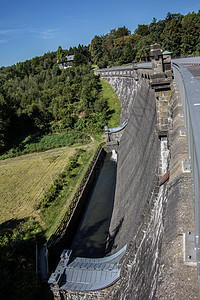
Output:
top-left (155, 81), bottom-right (198, 299)
top-left (108, 80), bottom-right (160, 252)
top-left (100, 72), bottom-right (139, 122)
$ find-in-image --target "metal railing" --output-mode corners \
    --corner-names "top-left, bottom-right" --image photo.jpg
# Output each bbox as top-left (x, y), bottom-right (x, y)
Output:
top-left (173, 62), bottom-right (200, 297)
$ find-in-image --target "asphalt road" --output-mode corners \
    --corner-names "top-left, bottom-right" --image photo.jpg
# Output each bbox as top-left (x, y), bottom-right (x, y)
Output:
top-left (184, 65), bottom-right (200, 83)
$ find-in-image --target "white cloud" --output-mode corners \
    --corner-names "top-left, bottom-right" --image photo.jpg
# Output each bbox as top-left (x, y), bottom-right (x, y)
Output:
top-left (0, 29), bottom-right (20, 35)
top-left (30, 28), bottom-right (60, 40)
top-left (0, 39), bottom-right (7, 43)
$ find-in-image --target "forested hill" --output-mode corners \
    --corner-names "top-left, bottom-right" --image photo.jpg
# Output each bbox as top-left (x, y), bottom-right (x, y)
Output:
top-left (0, 47), bottom-right (107, 155)
top-left (90, 11), bottom-right (200, 68)
top-left (0, 11), bottom-right (200, 155)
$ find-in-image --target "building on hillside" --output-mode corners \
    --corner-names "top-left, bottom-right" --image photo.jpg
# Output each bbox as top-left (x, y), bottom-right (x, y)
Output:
top-left (59, 55), bottom-right (74, 69)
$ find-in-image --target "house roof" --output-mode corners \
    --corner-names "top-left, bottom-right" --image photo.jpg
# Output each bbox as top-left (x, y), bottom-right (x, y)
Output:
top-left (66, 55), bottom-right (74, 61)
top-left (162, 50), bottom-right (172, 55)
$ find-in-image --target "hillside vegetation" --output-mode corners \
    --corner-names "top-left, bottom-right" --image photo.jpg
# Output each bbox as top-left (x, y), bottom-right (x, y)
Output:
top-left (1, 9), bottom-right (198, 299)
top-left (0, 70), bottom-right (119, 300)
top-left (90, 11), bottom-right (200, 68)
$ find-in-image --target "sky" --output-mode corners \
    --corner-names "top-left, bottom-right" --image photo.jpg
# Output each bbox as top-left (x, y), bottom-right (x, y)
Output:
top-left (0, 0), bottom-right (199, 67)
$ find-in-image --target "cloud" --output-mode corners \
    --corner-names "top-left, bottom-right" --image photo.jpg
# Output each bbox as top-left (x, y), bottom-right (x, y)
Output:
top-left (41, 29), bottom-right (60, 39)
top-left (30, 28), bottom-right (60, 40)
top-left (0, 29), bottom-right (20, 35)
top-left (0, 27), bottom-right (60, 45)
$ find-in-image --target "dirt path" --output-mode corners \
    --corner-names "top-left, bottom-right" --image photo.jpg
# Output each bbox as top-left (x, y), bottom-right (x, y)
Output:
top-left (0, 142), bottom-right (94, 166)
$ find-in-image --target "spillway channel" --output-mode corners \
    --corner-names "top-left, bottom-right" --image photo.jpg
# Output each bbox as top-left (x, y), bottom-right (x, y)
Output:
top-left (70, 151), bottom-right (117, 258)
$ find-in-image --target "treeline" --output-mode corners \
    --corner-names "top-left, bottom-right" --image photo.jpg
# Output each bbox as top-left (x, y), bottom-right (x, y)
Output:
top-left (0, 46), bottom-right (107, 154)
top-left (1, 10), bottom-right (200, 155)
top-left (90, 11), bottom-right (200, 68)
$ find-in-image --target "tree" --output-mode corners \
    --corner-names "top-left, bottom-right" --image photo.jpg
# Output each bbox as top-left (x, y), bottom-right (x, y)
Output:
top-left (0, 94), bottom-right (8, 152)
top-left (149, 18), bottom-right (165, 43)
top-left (113, 26), bottom-right (131, 38)
top-left (196, 34), bottom-right (200, 55)
top-left (135, 35), bottom-right (152, 62)
top-left (89, 35), bottom-right (103, 65)
top-left (181, 12), bottom-right (200, 56)
top-left (73, 53), bottom-right (88, 66)
top-left (135, 24), bottom-right (149, 36)
top-left (161, 18), bottom-right (182, 57)
top-left (57, 46), bottom-right (65, 63)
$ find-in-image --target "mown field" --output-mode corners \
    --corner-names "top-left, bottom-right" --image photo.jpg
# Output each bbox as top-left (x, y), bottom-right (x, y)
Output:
top-left (0, 144), bottom-right (95, 234)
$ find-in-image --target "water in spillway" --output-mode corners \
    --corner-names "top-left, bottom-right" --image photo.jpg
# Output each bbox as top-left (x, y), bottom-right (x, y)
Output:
top-left (70, 151), bottom-right (117, 258)
top-left (111, 149), bottom-right (117, 162)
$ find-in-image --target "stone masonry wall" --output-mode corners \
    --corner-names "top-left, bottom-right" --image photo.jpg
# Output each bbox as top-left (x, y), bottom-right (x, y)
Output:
top-left (108, 79), bottom-right (160, 251)
top-left (155, 80), bottom-right (198, 299)
top-left (99, 69), bottom-right (139, 122)
top-left (155, 89), bottom-right (172, 136)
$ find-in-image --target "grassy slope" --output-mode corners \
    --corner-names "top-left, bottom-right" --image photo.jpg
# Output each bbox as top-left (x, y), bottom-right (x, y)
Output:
top-left (40, 143), bottom-right (98, 238)
top-left (101, 78), bottom-right (121, 128)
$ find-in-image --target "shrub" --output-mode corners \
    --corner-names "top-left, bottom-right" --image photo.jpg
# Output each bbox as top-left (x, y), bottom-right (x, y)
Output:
top-left (37, 149), bottom-right (86, 209)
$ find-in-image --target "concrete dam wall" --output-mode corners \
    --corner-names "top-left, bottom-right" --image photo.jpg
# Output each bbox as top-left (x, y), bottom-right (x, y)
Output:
top-left (103, 73), bottom-right (166, 300)
top-left (106, 76), bottom-right (160, 252)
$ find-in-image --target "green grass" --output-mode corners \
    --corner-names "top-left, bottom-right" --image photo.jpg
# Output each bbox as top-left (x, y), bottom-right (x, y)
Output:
top-left (0, 147), bottom-right (77, 226)
top-left (100, 78), bottom-right (121, 128)
top-left (40, 147), bottom-right (96, 238)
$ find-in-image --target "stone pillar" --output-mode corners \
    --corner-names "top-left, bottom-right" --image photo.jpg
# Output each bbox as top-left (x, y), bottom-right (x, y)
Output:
top-left (162, 50), bottom-right (173, 79)
top-left (150, 44), bottom-right (173, 136)
top-left (150, 43), bottom-right (163, 74)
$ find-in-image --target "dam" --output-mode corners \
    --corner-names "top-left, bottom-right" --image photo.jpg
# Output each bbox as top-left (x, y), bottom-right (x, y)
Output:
top-left (48, 45), bottom-right (199, 299)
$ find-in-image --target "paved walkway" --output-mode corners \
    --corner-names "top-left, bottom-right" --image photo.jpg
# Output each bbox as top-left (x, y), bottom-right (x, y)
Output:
top-left (185, 65), bottom-right (200, 83)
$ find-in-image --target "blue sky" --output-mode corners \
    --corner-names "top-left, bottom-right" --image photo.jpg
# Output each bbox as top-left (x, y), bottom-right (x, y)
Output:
top-left (0, 0), bottom-right (199, 67)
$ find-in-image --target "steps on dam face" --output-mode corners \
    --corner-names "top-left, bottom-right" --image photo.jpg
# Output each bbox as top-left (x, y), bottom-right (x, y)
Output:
top-left (103, 144), bottom-right (119, 153)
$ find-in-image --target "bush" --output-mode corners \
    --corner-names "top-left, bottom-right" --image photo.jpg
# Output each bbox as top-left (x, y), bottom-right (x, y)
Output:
top-left (37, 149), bottom-right (86, 209)
top-left (0, 131), bottom-right (90, 159)
top-left (0, 218), bottom-right (44, 300)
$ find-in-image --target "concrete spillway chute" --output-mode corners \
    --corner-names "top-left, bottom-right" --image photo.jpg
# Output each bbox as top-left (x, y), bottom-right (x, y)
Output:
top-left (48, 245), bottom-right (127, 292)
